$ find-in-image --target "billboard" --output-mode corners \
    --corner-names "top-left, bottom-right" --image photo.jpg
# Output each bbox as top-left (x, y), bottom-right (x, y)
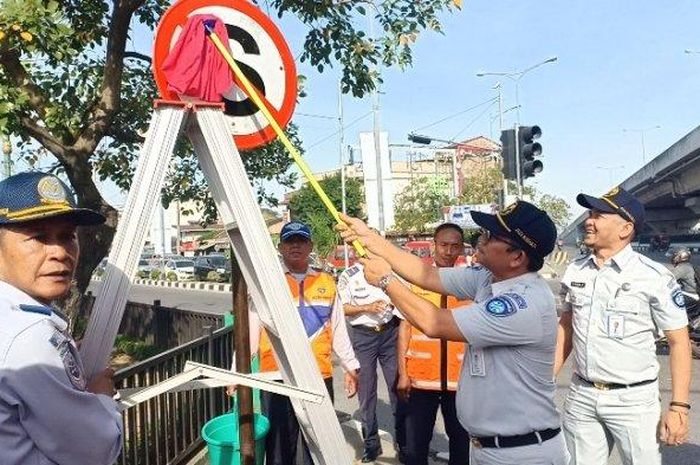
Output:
top-left (443, 204), bottom-right (498, 230)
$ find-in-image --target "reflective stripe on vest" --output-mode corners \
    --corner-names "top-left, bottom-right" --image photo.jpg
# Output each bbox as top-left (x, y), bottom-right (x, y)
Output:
top-left (411, 379), bottom-right (459, 391)
top-left (260, 270), bottom-right (336, 378)
top-left (406, 285), bottom-right (470, 391)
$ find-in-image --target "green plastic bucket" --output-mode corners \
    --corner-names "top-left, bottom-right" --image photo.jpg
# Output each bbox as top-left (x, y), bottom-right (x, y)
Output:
top-left (202, 413), bottom-right (270, 465)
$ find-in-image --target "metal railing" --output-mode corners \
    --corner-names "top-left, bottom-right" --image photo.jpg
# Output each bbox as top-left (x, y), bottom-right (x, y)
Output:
top-left (114, 325), bottom-right (234, 465)
top-left (82, 293), bottom-right (225, 349)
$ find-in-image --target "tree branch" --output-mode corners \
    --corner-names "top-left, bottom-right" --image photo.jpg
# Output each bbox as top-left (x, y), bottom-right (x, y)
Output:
top-left (0, 50), bottom-right (73, 138)
top-left (18, 116), bottom-right (67, 158)
top-left (72, 0), bottom-right (144, 155)
top-left (124, 51), bottom-right (152, 63)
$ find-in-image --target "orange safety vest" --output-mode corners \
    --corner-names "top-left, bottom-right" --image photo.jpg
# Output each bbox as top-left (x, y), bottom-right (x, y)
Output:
top-left (405, 285), bottom-right (471, 391)
top-left (259, 269), bottom-right (336, 379)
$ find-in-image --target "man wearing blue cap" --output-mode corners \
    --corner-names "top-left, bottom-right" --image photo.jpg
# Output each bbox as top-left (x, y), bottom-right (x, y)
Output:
top-left (556, 187), bottom-right (692, 465)
top-left (0, 171), bottom-right (123, 464)
top-left (338, 201), bottom-right (568, 465)
top-left (230, 220), bottom-right (359, 465)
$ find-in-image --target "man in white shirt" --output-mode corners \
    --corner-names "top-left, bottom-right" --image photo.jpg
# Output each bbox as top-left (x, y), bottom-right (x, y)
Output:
top-left (338, 261), bottom-right (403, 462)
top-left (556, 187), bottom-right (691, 465)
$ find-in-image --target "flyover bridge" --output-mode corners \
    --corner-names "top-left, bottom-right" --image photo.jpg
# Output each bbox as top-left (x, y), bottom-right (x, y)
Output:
top-left (561, 124), bottom-right (700, 245)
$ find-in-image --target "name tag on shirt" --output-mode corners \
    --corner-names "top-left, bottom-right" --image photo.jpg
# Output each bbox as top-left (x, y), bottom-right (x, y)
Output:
top-left (469, 348), bottom-right (486, 377)
top-left (607, 314), bottom-right (625, 339)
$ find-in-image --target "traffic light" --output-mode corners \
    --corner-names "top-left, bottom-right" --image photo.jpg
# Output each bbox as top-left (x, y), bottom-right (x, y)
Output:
top-left (500, 129), bottom-right (517, 180)
top-left (407, 133), bottom-right (432, 145)
top-left (518, 125), bottom-right (543, 178)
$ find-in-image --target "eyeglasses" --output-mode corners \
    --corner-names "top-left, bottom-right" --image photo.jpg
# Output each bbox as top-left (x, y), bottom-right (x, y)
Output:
top-left (479, 228), bottom-right (521, 252)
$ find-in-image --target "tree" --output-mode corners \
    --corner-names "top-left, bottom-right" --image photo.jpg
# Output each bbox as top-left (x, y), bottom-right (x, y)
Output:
top-left (394, 176), bottom-right (452, 233)
top-left (535, 193), bottom-right (572, 232)
top-left (288, 172), bottom-right (364, 255)
top-left (306, 212), bottom-right (338, 261)
top-left (0, 0), bottom-right (459, 307)
top-left (459, 166), bottom-right (503, 205)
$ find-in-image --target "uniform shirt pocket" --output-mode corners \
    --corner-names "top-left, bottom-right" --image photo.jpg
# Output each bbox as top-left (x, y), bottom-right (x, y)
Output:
top-left (606, 296), bottom-right (640, 314)
top-left (600, 295), bottom-right (648, 337)
top-left (569, 290), bottom-right (592, 308)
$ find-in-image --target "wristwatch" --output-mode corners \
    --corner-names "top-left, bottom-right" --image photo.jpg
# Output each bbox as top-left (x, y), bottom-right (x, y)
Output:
top-left (378, 273), bottom-right (395, 292)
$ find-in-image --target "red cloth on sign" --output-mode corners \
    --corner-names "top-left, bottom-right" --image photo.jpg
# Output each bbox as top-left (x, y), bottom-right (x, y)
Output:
top-left (161, 14), bottom-right (233, 102)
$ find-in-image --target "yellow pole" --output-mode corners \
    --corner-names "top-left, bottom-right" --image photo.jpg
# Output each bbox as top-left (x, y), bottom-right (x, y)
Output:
top-left (204, 24), bottom-right (367, 258)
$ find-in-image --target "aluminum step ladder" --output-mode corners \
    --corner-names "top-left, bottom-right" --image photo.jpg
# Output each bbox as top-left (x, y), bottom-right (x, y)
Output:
top-left (80, 101), bottom-right (351, 465)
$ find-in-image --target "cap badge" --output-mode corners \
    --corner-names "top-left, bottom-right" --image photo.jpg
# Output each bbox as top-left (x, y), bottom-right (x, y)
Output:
top-left (604, 186), bottom-right (620, 198)
top-left (37, 176), bottom-right (67, 203)
top-left (287, 223), bottom-right (302, 231)
top-left (500, 202), bottom-right (518, 216)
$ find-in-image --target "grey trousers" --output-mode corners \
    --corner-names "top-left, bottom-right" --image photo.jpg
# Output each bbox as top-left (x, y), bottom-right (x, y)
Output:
top-left (350, 319), bottom-right (402, 452)
top-left (563, 377), bottom-right (661, 465)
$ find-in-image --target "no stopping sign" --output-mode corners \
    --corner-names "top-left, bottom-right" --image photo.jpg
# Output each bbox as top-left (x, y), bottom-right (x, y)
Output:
top-left (153, 0), bottom-right (297, 150)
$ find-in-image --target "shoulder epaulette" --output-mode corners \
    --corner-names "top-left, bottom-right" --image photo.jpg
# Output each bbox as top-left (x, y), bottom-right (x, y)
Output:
top-left (18, 304), bottom-right (52, 316)
top-left (636, 254), bottom-right (671, 276)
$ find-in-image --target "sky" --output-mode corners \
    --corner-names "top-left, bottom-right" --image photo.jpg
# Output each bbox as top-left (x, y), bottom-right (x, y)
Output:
top-left (68, 0), bottom-right (700, 216)
top-left (246, 0), bottom-right (700, 217)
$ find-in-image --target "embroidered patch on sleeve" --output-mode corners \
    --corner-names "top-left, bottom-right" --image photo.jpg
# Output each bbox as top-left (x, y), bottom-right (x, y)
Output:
top-left (671, 288), bottom-right (685, 308)
top-left (485, 296), bottom-right (518, 317)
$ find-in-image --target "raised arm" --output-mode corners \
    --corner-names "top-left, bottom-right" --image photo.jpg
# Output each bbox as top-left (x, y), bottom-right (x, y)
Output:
top-left (362, 255), bottom-right (466, 342)
top-left (337, 214), bottom-right (446, 294)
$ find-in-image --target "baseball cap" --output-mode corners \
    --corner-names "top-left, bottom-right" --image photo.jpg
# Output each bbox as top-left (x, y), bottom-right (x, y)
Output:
top-left (280, 221), bottom-right (311, 242)
top-left (470, 201), bottom-right (557, 259)
top-left (576, 186), bottom-right (645, 228)
top-left (0, 171), bottom-right (105, 226)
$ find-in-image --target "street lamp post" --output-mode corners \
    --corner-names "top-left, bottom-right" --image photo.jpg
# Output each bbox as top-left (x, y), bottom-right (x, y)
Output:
top-left (476, 56), bottom-right (558, 197)
top-left (338, 79), bottom-right (350, 269)
top-left (476, 56), bottom-right (558, 125)
top-left (622, 125), bottom-right (660, 164)
top-left (367, 5), bottom-right (385, 234)
top-left (596, 165), bottom-right (625, 186)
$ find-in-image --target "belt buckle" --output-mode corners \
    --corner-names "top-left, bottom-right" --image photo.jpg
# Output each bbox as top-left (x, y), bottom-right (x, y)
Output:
top-left (470, 438), bottom-right (482, 449)
top-left (593, 381), bottom-right (610, 390)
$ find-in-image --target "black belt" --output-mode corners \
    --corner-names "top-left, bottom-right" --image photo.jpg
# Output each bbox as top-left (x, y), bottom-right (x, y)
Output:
top-left (470, 427), bottom-right (560, 449)
top-left (575, 374), bottom-right (657, 390)
top-left (354, 316), bottom-right (399, 333)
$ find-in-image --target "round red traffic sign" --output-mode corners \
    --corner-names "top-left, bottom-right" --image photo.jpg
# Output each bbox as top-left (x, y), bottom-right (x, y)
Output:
top-left (153, 0), bottom-right (297, 150)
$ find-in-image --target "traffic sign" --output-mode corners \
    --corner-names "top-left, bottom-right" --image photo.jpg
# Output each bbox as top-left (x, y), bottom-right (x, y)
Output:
top-left (153, 0), bottom-right (297, 150)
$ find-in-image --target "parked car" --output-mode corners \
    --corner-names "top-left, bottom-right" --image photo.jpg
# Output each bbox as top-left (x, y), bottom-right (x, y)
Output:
top-left (137, 259), bottom-right (154, 276)
top-left (194, 254), bottom-right (231, 281)
top-left (326, 245), bottom-right (358, 273)
top-left (164, 259), bottom-right (195, 281)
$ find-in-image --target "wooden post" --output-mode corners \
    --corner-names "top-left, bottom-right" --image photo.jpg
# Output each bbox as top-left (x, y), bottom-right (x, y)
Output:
top-left (152, 299), bottom-right (171, 350)
top-left (232, 253), bottom-right (255, 465)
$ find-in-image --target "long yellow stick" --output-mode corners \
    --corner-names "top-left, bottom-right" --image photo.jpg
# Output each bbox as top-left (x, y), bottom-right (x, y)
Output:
top-left (204, 24), bottom-right (367, 258)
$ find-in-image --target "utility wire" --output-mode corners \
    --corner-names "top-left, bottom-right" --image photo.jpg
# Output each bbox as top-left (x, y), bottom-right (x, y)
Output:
top-left (412, 96), bottom-right (498, 133)
top-left (296, 112), bottom-right (338, 120)
top-left (449, 100), bottom-right (498, 142)
top-left (306, 111), bottom-right (373, 149)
